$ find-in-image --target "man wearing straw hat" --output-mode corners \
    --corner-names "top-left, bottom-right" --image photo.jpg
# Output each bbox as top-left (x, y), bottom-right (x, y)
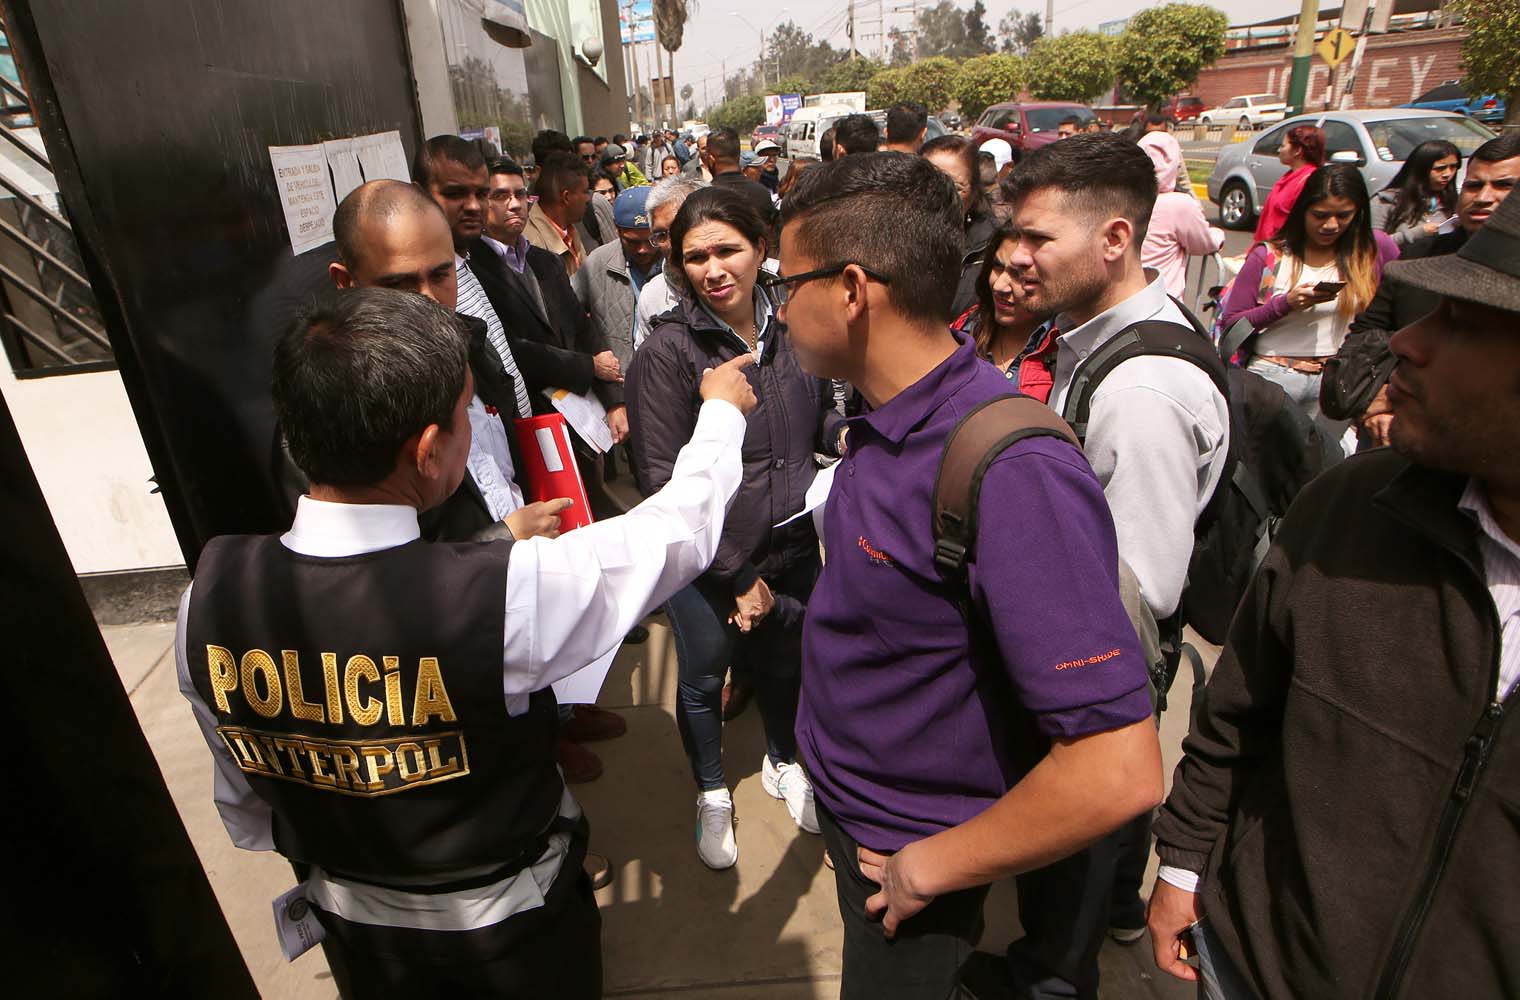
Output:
top-left (1148, 189), bottom-right (1520, 998)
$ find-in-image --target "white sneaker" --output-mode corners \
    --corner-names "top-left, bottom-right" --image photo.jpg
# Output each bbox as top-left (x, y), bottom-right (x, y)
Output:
top-left (761, 756), bottom-right (820, 834)
top-left (695, 788), bottom-right (738, 869)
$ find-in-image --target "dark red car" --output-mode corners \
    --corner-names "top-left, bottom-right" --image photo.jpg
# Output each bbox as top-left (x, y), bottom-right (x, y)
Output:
top-left (1162, 96), bottom-right (1207, 122)
top-left (750, 124), bottom-right (782, 148)
top-left (970, 102), bottom-right (1097, 153)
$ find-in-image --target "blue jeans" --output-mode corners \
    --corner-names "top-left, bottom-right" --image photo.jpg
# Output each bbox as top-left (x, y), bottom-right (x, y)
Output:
top-left (664, 558), bottom-right (818, 791)
top-left (1245, 357), bottom-right (1353, 457)
top-left (1192, 918), bottom-right (1258, 1000)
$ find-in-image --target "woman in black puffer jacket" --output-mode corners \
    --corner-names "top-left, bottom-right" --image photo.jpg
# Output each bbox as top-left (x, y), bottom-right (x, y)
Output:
top-left (626, 186), bottom-right (845, 871)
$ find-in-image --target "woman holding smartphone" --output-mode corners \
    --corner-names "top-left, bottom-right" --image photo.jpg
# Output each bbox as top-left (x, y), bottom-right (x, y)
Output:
top-left (1370, 139), bottom-right (1461, 247)
top-left (1220, 164), bottom-right (1399, 444)
top-left (625, 187), bottom-right (844, 871)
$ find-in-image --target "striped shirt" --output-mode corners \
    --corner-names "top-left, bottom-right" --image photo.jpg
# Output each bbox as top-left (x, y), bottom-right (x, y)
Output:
top-left (1460, 479), bottom-right (1520, 702)
top-left (456, 254), bottom-right (533, 419)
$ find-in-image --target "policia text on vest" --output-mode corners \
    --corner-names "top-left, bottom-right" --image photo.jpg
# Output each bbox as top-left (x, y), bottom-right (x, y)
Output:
top-left (205, 645), bottom-right (463, 796)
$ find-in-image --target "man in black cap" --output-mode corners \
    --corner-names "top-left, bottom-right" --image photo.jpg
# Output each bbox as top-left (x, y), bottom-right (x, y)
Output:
top-left (1149, 186), bottom-right (1520, 999)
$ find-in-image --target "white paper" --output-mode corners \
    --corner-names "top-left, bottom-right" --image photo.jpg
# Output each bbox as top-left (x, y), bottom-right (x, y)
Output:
top-left (268, 143), bottom-right (337, 255)
top-left (552, 642), bottom-right (620, 705)
top-left (271, 882), bottom-right (325, 961)
top-left (774, 461), bottom-right (838, 528)
top-left (353, 129), bottom-right (410, 183)
top-left (534, 426), bottom-right (565, 472)
top-left (1437, 214), bottom-right (1462, 235)
top-left (546, 387), bottom-right (614, 453)
top-left (322, 138), bottom-right (365, 203)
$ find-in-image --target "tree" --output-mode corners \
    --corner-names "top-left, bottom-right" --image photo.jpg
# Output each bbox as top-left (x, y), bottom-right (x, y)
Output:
top-left (900, 56), bottom-right (961, 112)
top-left (1114, 4), bottom-right (1228, 109)
top-left (1452, 0), bottom-right (1520, 126)
top-left (998, 10), bottom-right (1043, 56)
top-left (1025, 32), bottom-right (1116, 102)
top-left (818, 56), bottom-right (885, 94)
top-left (964, 1), bottom-right (995, 55)
top-left (867, 66), bottom-right (909, 108)
top-left (772, 74), bottom-right (815, 98)
top-left (653, 0), bottom-right (697, 119)
top-left (681, 83), bottom-right (694, 101)
top-left (708, 93), bottom-right (767, 133)
top-left (765, 20), bottom-right (843, 84)
top-left (952, 53), bottom-right (1025, 120)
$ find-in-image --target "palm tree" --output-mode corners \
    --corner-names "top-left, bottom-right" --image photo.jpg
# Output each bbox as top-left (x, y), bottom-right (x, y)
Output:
top-left (652, 0), bottom-right (696, 125)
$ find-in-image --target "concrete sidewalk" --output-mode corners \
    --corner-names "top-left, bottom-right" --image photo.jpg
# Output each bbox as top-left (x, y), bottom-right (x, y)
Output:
top-left (107, 613), bottom-right (1205, 998)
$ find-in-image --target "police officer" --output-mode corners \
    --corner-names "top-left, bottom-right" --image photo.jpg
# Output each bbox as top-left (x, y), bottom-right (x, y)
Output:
top-left (177, 287), bottom-right (756, 997)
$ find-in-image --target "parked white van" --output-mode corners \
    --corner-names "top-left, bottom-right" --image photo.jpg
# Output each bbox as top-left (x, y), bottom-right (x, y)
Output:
top-left (784, 105), bottom-right (857, 159)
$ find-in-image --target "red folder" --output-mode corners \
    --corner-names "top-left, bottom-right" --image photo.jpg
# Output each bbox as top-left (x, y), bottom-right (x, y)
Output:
top-left (513, 413), bottom-right (594, 533)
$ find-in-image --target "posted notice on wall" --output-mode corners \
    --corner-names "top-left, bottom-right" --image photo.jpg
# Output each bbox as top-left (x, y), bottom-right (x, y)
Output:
top-left (269, 143), bottom-right (337, 255)
top-left (322, 137), bottom-right (365, 203)
top-left (352, 130), bottom-right (411, 183)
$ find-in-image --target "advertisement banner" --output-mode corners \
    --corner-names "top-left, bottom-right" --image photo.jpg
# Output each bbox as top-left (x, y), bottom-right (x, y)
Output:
top-left (620, 0), bottom-right (654, 44)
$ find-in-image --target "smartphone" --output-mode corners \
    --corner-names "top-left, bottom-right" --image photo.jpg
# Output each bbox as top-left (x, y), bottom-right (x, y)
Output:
top-left (1313, 280), bottom-right (1346, 296)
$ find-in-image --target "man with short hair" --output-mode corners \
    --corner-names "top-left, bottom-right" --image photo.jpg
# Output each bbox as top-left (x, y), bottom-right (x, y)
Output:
top-left (572, 134), bottom-right (597, 168)
top-left (179, 285), bottom-right (759, 997)
top-left (1056, 115), bottom-right (1082, 139)
top-left (1085, 118), bottom-right (1103, 134)
top-left (574, 186), bottom-right (659, 392)
top-left (1149, 185), bottom-right (1520, 1000)
top-left (1325, 131), bottom-right (1520, 445)
top-left (833, 113), bottom-right (881, 156)
top-left (638, 128), bottom-right (669, 178)
top-left (780, 151), bottom-right (1164, 1000)
top-left (883, 102), bottom-right (928, 154)
top-left (634, 175), bottom-right (707, 348)
top-left (523, 152), bottom-right (592, 277)
top-left (705, 127), bottom-right (778, 232)
top-left (993, 131), bottom-right (1231, 996)
top-left (819, 126), bottom-right (837, 162)
top-left (683, 133), bottom-right (713, 179)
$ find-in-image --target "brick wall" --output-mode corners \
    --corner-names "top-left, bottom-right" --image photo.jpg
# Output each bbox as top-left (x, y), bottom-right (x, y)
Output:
top-left (1191, 26), bottom-right (1467, 110)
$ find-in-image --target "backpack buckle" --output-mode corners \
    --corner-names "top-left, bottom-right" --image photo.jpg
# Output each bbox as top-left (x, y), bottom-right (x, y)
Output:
top-left (933, 537), bottom-right (968, 578)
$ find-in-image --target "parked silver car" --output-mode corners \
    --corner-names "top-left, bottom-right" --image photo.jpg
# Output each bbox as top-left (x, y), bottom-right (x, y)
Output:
top-left (1206, 109), bottom-right (1496, 230)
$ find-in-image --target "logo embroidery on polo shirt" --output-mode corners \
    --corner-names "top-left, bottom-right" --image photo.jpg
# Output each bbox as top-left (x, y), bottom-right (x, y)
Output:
top-left (1054, 648), bottom-right (1123, 671)
top-left (857, 535), bottom-right (894, 566)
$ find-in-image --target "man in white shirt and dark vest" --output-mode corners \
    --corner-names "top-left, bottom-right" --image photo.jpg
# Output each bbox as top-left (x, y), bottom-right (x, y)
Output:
top-left (177, 287), bottom-right (757, 996)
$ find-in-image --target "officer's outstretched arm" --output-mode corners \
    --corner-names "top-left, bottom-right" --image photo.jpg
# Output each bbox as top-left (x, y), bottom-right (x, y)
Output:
top-left (501, 395), bottom-right (748, 694)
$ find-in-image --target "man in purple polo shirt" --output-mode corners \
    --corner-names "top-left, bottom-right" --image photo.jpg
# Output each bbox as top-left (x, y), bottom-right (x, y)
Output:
top-left (774, 152), bottom-right (1164, 998)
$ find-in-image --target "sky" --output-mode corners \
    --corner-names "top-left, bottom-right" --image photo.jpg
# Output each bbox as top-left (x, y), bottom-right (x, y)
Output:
top-left (656, 0), bottom-right (1310, 110)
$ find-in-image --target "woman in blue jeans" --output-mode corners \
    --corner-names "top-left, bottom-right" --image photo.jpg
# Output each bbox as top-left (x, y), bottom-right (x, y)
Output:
top-left (1219, 163), bottom-right (1399, 453)
top-left (625, 187), bottom-right (845, 870)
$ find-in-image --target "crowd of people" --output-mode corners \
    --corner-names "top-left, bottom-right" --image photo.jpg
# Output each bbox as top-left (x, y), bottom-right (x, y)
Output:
top-left (177, 104), bottom-right (1520, 1000)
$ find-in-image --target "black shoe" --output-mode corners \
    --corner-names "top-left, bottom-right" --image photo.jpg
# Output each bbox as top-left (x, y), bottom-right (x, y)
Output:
top-left (625, 624), bottom-right (649, 644)
top-left (957, 951), bottom-right (1015, 1000)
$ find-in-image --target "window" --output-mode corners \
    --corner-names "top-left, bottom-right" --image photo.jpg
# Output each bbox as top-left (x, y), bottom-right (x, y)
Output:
top-left (1320, 120), bottom-right (1364, 162)
top-left (1223, 98), bottom-right (1243, 109)
top-left (1414, 82), bottom-right (1466, 103)
top-left (1365, 115), bottom-right (1494, 161)
top-left (1254, 124), bottom-right (1289, 156)
top-left (1025, 107), bottom-right (1095, 132)
top-left (985, 109), bottom-right (1017, 130)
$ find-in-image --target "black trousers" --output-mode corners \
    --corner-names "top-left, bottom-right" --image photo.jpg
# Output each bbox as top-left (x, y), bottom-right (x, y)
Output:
top-left (313, 829), bottom-right (602, 999)
top-left (818, 799), bottom-right (990, 1000)
top-left (1005, 827), bottom-right (1126, 1000)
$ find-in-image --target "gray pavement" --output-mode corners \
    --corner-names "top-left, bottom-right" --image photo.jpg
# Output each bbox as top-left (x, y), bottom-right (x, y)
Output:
top-left (106, 603), bottom-right (1212, 998)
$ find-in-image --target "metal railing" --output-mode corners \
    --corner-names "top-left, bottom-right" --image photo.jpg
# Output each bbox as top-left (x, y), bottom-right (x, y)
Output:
top-left (0, 17), bottom-right (112, 376)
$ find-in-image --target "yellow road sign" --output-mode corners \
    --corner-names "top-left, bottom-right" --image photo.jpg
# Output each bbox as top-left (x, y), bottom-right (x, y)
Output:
top-left (1318, 28), bottom-right (1356, 68)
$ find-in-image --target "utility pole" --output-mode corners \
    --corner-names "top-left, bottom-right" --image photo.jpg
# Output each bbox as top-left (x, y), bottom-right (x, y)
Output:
top-left (1045, 0), bottom-right (1053, 34)
top-left (878, 0), bottom-right (886, 60)
top-left (848, 0), bottom-right (857, 58)
top-left (1285, 0), bottom-right (1321, 115)
top-left (623, 0), bottom-right (643, 129)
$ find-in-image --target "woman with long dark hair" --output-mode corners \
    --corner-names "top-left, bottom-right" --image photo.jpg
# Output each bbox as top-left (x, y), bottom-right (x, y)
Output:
top-left (1254, 124), bottom-right (1326, 241)
top-left (1370, 139), bottom-right (1460, 247)
top-left (625, 186), bottom-right (843, 870)
top-left (922, 134), bottom-right (999, 317)
top-left (1221, 163), bottom-right (1399, 443)
top-left (950, 222), bottom-right (1051, 386)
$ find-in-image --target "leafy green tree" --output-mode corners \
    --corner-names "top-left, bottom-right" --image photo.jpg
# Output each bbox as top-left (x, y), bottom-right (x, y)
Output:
top-left (1452, 0), bottom-right (1520, 126)
top-left (1025, 32), bottom-right (1116, 102)
top-left (818, 56), bottom-right (885, 94)
top-left (900, 56), bottom-right (961, 112)
top-left (998, 10), bottom-right (1043, 56)
top-left (867, 66), bottom-right (909, 108)
top-left (1114, 4), bottom-right (1228, 109)
top-left (708, 94), bottom-right (767, 133)
top-left (952, 53), bottom-right (1025, 120)
top-left (964, 1), bottom-right (995, 54)
top-left (772, 74), bottom-right (814, 98)
top-left (766, 21), bottom-right (844, 84)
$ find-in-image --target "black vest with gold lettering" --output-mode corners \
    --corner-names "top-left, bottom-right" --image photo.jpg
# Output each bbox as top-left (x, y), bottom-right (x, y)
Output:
top-left (185, 534), bottom-right (562, 880)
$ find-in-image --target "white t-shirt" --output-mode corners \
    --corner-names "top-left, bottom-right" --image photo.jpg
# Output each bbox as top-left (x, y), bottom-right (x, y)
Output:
top-left (1254, 258), bottom-right (1347, 358)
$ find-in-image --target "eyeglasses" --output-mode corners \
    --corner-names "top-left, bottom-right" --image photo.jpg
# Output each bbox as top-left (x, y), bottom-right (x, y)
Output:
top-left (757, 262), bottom-right (891, 304)
top-left (649, 229), bottom-right (671, 249)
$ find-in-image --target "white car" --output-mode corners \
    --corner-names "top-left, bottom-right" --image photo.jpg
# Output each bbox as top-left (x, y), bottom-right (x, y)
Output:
top-left (1200, 94), bottom-right (1288, 129)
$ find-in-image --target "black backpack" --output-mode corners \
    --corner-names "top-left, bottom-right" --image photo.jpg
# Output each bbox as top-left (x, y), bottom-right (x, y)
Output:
top-left (933, 311), bottom-right (1332, 705)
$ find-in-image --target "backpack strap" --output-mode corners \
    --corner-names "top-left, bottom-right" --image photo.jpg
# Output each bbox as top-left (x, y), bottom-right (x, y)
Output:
top-left (932, 395), bottom-right (1080, 584)
top-left (1059, 319), bottom-right (1230, 444)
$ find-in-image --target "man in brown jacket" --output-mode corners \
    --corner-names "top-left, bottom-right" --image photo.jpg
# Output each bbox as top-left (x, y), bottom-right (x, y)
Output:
top-left (1148, 174), bottom-right (1520, 998)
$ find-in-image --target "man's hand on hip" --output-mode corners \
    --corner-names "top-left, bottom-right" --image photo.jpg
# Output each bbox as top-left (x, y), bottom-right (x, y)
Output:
top-left (859, 840), bottom-right (936, 939)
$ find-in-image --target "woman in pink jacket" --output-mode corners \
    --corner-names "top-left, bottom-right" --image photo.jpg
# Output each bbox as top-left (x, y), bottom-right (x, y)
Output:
top-left (1138, 131), bottom-right (1224, 298)
top-left (1253, 124), bottom-right (1325, 241)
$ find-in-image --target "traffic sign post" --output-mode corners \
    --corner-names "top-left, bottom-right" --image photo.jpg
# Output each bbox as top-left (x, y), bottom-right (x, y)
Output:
top-left (1317, 27), bottom-right (1355, 68)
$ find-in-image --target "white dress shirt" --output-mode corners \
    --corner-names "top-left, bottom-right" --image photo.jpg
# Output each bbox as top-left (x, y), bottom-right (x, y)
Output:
top-left (466, 396), bottom-right (525, 521)
top-left (175, 399), bottom-right (746, 928)
top-left (1050, 277), bottom-right (1231, 621)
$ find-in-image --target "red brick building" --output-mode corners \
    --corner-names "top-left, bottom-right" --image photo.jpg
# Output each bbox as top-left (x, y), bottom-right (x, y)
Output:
top-left (1192, 25), bottom-right (1466, 110)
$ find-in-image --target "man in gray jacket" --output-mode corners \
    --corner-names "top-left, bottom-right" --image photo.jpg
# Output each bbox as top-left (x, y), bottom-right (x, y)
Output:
top-left (573, 185), bottom-right (660, 379)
